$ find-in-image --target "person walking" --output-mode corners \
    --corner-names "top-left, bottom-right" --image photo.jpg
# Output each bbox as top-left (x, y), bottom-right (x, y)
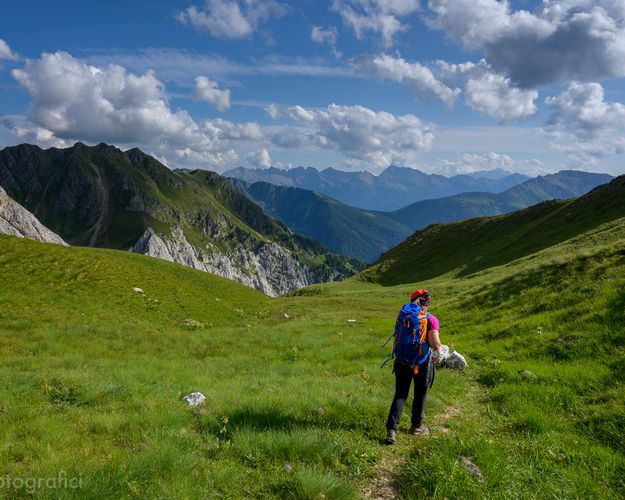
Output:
top-left (384, 289), bottom-right (441, 445)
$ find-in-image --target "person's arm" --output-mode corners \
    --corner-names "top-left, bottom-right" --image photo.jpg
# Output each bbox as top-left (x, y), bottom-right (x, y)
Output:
top-left (429, 330), bottom-right (441, 351)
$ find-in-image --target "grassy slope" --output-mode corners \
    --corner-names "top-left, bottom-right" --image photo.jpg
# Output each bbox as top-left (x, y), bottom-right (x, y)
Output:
top-left (361, 175), bottom-right (625, 285)
top-left (0, 236), bottom-right (402, 499)
top-left (1, 171), bottom-right (625, 498)
top-left (227, 178), bottom-right (412, 262)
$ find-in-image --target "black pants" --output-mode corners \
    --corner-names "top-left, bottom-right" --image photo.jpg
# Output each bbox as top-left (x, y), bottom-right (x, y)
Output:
top-left (386, 359), bottom-right (434, 431)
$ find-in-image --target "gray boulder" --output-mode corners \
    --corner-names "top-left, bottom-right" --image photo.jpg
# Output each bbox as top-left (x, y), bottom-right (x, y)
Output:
top-left (437, 346), bottom-right (468, 369)
top-left (183, 392), bottom-right (206, 406)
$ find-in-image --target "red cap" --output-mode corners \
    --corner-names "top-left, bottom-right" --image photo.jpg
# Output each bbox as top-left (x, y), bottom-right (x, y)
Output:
top-left (410, 289), bottom-right (430, 304)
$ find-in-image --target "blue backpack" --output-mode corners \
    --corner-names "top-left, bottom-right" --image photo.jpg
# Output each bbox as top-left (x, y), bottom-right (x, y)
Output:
top-left (381, 302), bottom-right (431, 372)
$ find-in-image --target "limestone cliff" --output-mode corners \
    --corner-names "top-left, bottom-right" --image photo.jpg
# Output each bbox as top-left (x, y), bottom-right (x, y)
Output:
top-left (132, 227), bottom-right (316, 296)
top-left (0, 185), bottom-right (67, 245)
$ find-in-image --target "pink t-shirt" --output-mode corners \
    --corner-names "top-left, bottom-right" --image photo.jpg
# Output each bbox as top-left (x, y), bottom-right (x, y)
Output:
top-left (428, 314), bottom-right (439, 331)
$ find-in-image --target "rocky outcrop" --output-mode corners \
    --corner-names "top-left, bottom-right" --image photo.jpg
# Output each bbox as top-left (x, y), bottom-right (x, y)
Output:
top-left (0, 185), bottom-right (67, 245)
top-left (437, 344), bottom-right (468, 369)
top-left (132, 226), bottom-right (314, 296)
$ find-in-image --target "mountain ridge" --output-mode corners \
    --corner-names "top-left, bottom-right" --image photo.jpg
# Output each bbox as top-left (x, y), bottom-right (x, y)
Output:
top-left (223, 165), bottom-right (530, 211)
top-left (0, 143), bottom-right (363, 296)
top-left (226, 170), bottom-right (612, 263)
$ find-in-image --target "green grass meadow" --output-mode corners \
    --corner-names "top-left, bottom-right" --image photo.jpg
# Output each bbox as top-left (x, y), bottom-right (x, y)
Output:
top-left (1, 226), bottom-right (624, 498)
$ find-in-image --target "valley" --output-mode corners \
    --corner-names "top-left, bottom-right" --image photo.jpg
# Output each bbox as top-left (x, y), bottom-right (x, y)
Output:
top-left (1, 173), bottom-right (623, 498)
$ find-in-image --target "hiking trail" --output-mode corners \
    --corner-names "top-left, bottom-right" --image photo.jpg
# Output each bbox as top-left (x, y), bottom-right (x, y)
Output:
top-left (361, 404), bottom-right (462, 499)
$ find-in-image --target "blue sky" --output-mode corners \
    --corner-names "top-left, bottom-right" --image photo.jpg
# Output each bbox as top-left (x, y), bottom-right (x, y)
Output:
top-left (1, 0), bottom-right (625, 176)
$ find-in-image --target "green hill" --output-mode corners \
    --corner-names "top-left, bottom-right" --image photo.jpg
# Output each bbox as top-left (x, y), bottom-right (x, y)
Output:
top-left (1, 175), bottom-right (624, 498)
top-left (361, 174), bottom-right (625, 285)
top-left (0, 143), bottom-right (364, 295)
top-left (228, 178), bottom-right (412, 262)
top-left (388, 170), bottom-right (613, 231)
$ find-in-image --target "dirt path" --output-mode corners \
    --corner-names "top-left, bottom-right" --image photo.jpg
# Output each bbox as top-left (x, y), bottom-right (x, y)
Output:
top-left (361, 445), bottom-right (404, 499)
top-left (361, 405), bottom-right (461, 499)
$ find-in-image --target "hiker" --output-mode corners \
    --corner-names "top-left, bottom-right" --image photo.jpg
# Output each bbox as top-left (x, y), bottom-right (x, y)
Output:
top-left (384, 289), bottom-right (441, 445)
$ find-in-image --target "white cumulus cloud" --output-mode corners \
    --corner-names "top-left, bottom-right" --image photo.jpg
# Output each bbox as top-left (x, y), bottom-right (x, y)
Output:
top-left (331, 0), bottom-right (420, 46)
top-left (546, 82), bottom-right (625, 140)
top-left (544, 82), bottom-right (625, 164)
top-left (7, 51), bottom-right (265, 170)
top-left (193, 76), bottom-right (231, 111)
top-left (427, 0), bottom-right (625, 87)
top-left (352, 54), bottom-right (460, 108)
top-left (353, 54), bottom-right (536, 120)
top-left (268, 103), bottom-right (434, 171)
top-left (176, 0), bottom-right (288, 39)
top-left (0, 38), bottom-right (18, 60)
top-left (246, 148), bottom-right (272, 168)
top-left (465, 72), bottom-right (538, 122)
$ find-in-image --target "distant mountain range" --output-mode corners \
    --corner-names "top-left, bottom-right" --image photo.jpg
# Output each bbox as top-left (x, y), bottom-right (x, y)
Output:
top-left (388, 170), bottom-right (614, 230)
top-left (223, 165), bottom-right (530, 211)
top-left (0, 143), bottom-right (363, 295)
top-left (358, 174), bottom-right (625, 285)
top-left (227, 170), bottom-right (613, 262)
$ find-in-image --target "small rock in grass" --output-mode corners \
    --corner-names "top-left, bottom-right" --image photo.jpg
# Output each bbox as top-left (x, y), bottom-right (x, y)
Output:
top-left (133, 287), bottom-right (144, 293)
top-left (518, 370), bottom-right (537, 378)
top-left (183, 392), bottom-right (206, 406)
top-left (442, 351), bottom-right (468, 369)
top-left (285, 463), bottom-right (293, 472)
top-left (317, 407), bottom-right (325, 415)
top-left (347, 319), bottom-right (356, 322)
top-left (458, 455), bottom-right (482, 479)
top-left (557, 338), bottom-right (565, 343)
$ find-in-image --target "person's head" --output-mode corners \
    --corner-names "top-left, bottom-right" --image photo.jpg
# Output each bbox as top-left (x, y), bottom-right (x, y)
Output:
top-left (410, 289), bottom-right (431, 309)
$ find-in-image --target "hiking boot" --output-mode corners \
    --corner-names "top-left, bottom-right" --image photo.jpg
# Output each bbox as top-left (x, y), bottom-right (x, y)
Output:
top-left (384, 429), bottom-right (396, 444)
top-left (409, 424), bottom-right (430, 436)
